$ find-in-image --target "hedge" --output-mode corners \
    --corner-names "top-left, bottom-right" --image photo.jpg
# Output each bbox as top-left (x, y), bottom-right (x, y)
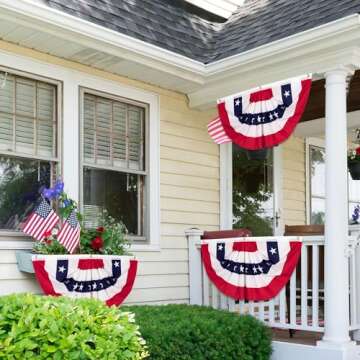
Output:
top-left (124, 304), bottom-right (272, 360)
top-left (0, 294), bottom-right (148, 360)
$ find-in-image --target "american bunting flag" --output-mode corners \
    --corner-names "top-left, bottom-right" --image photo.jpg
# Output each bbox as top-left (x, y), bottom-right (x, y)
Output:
top-left (23, 199), bottom-right (59, 241)
top-left (57, 210), bottom-right (80, 254)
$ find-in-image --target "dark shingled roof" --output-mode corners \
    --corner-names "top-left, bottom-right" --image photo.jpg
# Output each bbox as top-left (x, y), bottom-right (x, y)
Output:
top-left (45, 0), bottom-right (360, 63)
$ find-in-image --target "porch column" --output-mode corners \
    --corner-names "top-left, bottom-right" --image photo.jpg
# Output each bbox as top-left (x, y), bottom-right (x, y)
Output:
top-left (321, 68), bottom-right (353, 346)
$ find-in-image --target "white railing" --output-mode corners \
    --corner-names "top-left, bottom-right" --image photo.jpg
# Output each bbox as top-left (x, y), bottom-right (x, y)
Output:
top-left (186, 230), bottom-right (360, 337)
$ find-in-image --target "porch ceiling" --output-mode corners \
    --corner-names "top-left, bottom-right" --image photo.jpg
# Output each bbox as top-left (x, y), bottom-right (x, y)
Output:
top-left (301, 70), bottom-right (360, 122)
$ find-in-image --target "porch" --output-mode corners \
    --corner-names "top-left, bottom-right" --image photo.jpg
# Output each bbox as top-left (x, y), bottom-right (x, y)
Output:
top-left (186, 228), bottom-right (360, 360)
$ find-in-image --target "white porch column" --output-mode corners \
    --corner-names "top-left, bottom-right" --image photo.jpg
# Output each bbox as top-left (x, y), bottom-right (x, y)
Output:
top-left (320, 68), bottom-right (354, 347)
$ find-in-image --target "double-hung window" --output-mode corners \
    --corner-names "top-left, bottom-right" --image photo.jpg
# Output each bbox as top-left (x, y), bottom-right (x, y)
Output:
top-left (81, 90), bottom-right (147, 240)
top-left (0, 71), bottom-right (58, 231)
top-left (307, 138), bottom-right (360, 224)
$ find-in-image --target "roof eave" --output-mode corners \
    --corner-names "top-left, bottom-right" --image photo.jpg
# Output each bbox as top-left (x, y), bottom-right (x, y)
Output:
top-left (0, 1), bottom-right (360, 109)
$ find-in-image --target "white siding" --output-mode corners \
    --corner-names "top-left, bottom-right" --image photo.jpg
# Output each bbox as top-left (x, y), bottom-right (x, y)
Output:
top-left (0, 40), bottom-right (220, 304)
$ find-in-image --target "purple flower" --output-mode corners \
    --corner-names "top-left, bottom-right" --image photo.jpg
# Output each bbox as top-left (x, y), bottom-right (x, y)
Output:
top-left (42, 188), bottom-right (55, 200)
top-left (54, 180), bottom-right (64, 196)
top-left (63, 199), bottom-right (72, 207)
top-left (352, 205), bottom-right (360, 223)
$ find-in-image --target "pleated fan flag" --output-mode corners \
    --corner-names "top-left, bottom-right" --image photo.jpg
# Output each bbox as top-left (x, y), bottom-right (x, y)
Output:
top-left (208, 75), bottom-right (312, 149)
top-left (32, 254), bottom-right (138, 306)
top-left (201, 237), bottom-right (302, 301)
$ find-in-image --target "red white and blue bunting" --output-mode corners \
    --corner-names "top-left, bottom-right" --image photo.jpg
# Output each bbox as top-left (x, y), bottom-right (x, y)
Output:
top-left (208, 75), bottom-right (312, 149)
top-left (201, 237), bottom-right (302, 301)
top-left (32, 254), bottom-right (137, 306)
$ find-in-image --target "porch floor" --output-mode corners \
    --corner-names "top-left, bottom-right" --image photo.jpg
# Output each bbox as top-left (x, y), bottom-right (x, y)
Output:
top-left (272, 329), bottom-right (322, 346)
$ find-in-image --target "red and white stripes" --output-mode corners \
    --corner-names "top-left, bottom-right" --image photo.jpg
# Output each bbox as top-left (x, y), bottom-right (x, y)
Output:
top-left (207, 117), bottom-right (231, 145)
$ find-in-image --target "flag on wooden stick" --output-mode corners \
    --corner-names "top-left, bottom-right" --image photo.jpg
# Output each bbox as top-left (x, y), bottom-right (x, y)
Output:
top-left (23, 199), bottom-right (59, 241)
top-left (57, 210), bottom-right (80, 254)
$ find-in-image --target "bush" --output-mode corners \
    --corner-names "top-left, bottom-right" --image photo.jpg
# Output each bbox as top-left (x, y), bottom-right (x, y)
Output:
top-left (0, 294), bottom-right (148, 359)
top-left (123, 304), bottom-right (272, 360)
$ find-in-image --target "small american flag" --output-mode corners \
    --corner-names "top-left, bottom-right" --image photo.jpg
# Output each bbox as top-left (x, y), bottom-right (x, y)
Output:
top-left (23, 199), bottom-right (59, 241)
top-left (57, 210), bottom-right (80, 254)
top-left (207, 117), bottom-right (231, 145)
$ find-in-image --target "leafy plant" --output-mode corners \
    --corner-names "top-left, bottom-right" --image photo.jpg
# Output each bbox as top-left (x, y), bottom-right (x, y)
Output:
top-left (31, 181), bottom-right (129, 255)
top-left (0, 293), bottom-right (148, 359)
top-left (79, 210), bottom-right (130, 255)
top-left (123, 304), bottom-right (272, 360)
top-left (348, 147), bottom-right (360, 164)
top-left (232, 146), bottom-right (273, 236)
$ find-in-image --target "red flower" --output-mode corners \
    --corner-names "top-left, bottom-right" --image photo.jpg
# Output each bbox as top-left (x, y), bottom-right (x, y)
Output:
top-left (91, 236), bottom-right (103, 251)
top-left (43, 230), bottom-right (52, 238)
top-left (356, 147), bottom-right (360, 155)
top-left (45, 239), bottom-right (52, 245)
top-left (96, 226), bottom-right (105, 233)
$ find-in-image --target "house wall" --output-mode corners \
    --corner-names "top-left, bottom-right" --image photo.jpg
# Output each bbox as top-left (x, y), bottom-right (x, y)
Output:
top-left (282, 136), bottom-right (307, 227)
top-left (0, 41), bottom-right (219, 304)
top-left (0, 40), bottom-right (310, 303)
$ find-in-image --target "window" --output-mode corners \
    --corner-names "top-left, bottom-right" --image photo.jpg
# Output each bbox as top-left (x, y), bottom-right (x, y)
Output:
top-left (0, 72), bottom-right (58, 231)
top-left (81, 91), bottom-right (147, 240)
top-left (307, 139), bottom-right (360, 224)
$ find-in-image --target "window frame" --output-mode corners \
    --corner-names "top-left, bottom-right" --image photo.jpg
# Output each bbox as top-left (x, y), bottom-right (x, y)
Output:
top-left (79, 87), bottom-right (149, 241)
top-left (0, 65), bottom-right (62, 234)
top-left (305, 137), bottom-right (360, 224)
top-left (0, 51), bottom-right (160, 252)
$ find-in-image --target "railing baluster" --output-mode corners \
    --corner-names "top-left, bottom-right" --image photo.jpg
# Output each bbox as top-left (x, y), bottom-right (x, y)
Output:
top-left (249, 302), bottom-right (255, 316)
top-left (220, 294), bottom-right (228, 310)
top-left (228, 298), bottom-right (235, 312)
top-left (301, 244), bottom-right (308, 326)
top-left (268, 299), bottom-right (275, 323)
top-left (211, 284), bottom-right (219, 309)
top-left (279, 287), bottom-right (286, 324)
top-left (238, 300), bottom-right (245, 314)
top-left (258, 301), bottom-right (265, 321)
top-left (202, 264), bottom-right (209, 306)
top-left (312, 245), bottom-right (319, 328)
top-left (290, 267), bottom-right (297, 326)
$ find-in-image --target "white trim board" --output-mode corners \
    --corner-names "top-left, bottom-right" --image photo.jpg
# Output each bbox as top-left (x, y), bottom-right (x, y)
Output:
top-left (0, 50), bottom-right (161, 252)
top-left (272, 341), bottom-right (360, 360)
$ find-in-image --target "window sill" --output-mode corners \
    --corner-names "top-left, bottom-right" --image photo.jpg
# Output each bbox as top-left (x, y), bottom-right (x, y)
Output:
top-left (0, 232), bottom-right (161, 252)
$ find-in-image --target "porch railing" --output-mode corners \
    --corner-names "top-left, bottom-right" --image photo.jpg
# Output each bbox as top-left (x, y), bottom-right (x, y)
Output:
top-left (186, 230), bottom-right (360, 337)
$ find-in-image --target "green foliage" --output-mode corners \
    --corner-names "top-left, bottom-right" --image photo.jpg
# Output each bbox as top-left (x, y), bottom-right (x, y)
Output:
top-left (80, 210), bottom-right (130, 255)
top-left (33, 208), bottom-right (129, 256)
top-left (0, 294), bottom-right (148, 360)
top-left (57, 192), bottom-right (80, 221)
top-left (123, 305), bottom-right (272, 360)
top-left (232, 147), bottom-right (273, 236)
top-left (33, 239), bottom-right (68, 255)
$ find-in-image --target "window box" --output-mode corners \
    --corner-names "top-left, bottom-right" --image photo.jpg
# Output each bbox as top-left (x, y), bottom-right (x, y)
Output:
top-left (15, 249), bottom-right (35, 273)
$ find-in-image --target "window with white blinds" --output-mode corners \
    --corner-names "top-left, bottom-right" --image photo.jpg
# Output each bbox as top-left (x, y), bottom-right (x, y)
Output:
top-left (0, 72), bottom-right (58, 231)
top-left (82, 91), bottom-right (147, 239)
top-left (83, 93), bottom-right (145, 172)
top-left (0, 74), bottom-right (57, 159)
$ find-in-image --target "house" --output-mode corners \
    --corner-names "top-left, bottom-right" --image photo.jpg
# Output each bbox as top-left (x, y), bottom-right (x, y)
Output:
top-left (1, 0), bottom-right (360, 359)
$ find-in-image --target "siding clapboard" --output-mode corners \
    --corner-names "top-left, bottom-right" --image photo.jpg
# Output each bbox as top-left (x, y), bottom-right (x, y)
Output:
top-left (282, 136), bottom-right (306, 226)
top-left (0, 40), bottom-right (220, 304)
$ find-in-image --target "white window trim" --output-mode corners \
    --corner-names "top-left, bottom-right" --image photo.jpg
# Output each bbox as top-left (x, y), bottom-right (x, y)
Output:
top-left (0, 49), bottom-right (160, 252)
top-left (305, 136), bottom-right (359, 226)
top-left (305, 137), bottom-right (325, 224)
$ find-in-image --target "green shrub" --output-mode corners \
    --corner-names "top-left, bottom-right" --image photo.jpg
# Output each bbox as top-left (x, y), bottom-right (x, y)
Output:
top-left (123, 304), bottom-right (272, 360)
top-left (0, 294), bottom-right (148, 359)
